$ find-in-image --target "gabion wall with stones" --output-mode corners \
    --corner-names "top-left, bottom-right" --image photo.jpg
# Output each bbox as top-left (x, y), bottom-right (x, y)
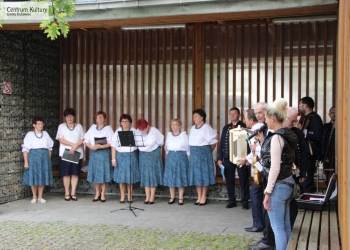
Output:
top-left (0, 30), bottom-right (60, 204)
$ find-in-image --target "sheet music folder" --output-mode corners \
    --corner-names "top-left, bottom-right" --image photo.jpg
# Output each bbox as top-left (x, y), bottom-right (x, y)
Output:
top-left (62, 148), bottom-right (81, 164)
top-left (118, 131), bottom-right (136, 147)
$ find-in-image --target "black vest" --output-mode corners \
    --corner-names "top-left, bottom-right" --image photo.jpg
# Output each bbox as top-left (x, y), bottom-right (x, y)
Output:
top-left (260, 127), bottom-right (297, 180)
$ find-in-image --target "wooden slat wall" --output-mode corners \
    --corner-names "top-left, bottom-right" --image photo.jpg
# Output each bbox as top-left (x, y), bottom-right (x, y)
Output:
top-left (61, 28), bottom-right (195, 158)
top-left (337, 0), bottom-right (350, 249)
top-left (203, 21), bottom-right (336, 142)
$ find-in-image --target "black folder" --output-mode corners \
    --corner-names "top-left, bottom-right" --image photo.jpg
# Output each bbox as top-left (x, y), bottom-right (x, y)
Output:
top-left (62, 148), bottom-right (81, 164)
top-left (94, 137), bottom-right (107, 145)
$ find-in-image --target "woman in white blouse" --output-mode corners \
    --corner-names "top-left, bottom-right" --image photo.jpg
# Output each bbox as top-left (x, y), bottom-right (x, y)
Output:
top-left (111, 114), bottom-right (140, 203)
top-left (84, 111), bottom-right (114, 202)
top-left (56, 108), bottom-right (84, 201)
top-left (136, 118), bottom-right (164, 204)
top-left (189, 109), bottom-right (218, 206)
top-left (22, 117), bottom-right (54, 204)
top-left (163, 119), bottom-right (190, 205)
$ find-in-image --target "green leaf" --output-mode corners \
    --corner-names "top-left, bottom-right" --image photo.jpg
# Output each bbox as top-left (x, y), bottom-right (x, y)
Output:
top-left (44, 22), bottom-right (61, 40)
top-left (59, 21), bottom-right (69, 38)
top-left (40, 20), bottom-right (51, 29)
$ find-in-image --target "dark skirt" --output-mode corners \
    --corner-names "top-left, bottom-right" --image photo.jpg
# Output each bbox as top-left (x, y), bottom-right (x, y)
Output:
top-left (60, 157), bottom-right (81, 176)
top-left (113, 150), bottom-right (140, 184)
top-left (87, 148), bottom-right (112, 184)
top-left (163, 151), bottom-right (189, 188)
top-left (188, 145), bottom-right (216, 186)
top-left (139, 147), bottom-right (164, 187)
top-left (23, 148), bottom-right (53, 186)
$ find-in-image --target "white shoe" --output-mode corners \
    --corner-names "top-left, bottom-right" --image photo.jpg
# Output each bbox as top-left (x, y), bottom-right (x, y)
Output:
top-left (30, 199), bottom-right (37, 203)
top-left (37, 198), bottom-right (46, 203)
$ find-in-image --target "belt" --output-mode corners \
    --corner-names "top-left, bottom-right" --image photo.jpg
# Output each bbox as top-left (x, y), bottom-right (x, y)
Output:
top-left (276, 180), bottom-right (294, 188)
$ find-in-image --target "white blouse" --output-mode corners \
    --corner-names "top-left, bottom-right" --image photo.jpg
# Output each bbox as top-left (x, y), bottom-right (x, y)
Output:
top-left (111, 127), bottom-right (138, 152)
top-left (22, 131), bottom-right (54, 152)
top-left (165, 131), bottom-right (190, 156)
top-left (135, 127), bottom-right (164, 152)
top-left (56, 123), bottom-right (85, 159)
top-left (189, 124), bottom-right (218, 146)
top-left (83, 124), bottom-right (114, 146)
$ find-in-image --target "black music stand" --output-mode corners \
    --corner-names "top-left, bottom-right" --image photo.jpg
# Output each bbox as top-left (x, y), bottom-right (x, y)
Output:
top-left (110, 131), bottom-right (144, 217)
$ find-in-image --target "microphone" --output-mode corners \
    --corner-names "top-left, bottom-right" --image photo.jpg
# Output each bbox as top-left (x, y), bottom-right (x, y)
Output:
top-left (245, 124), bottom-right (267, 141)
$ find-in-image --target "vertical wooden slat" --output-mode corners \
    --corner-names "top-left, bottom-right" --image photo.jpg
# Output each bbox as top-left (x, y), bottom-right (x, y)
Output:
top-left (78, 33), bottom-right (83, 124)
top-left (240, 24), bottom-right (244, 110)
top-left (216, 26), bottom-right (221, 134)
top-left (105, 32), bottom-right (110, 126)
top-left (126, 30), bottom-right (131, 115)
top-left (71, 34), bottom-right (77, 110)
top-left (98, 32), bottom-right (103, 112)
top-left (141, 30), bottom-right (145, 118)
top-left (59, 37), bottom-right (64, 123)
top-left (155, 30), bottom-right (159, 126)
top-left (264, 23), bottom-right (268, 102)
top-left (193, 23), bottom-right (204, 110)
top-left (184, 28), bottom-right (189, 130)
top-left (224, 25), bottom-right (229, 117)
top-left (170, 29), bottom-right (174, 121)
top-left (148, 30), bottom-right (152, 124)
top-left (162, 29), bottom-right (166, 133)
top-left (306, 22), bottom-right (310, 96)
top-left (323, 21), bottom-right (328, 119)
top-left (119, 31), bottom-right (124, 116)
top-left (177, 29), bottom-right (181, 120)
top-left (289, 24), bottom-right (293, 104)
top-left (298, 23), bottom-right (302, 100)
top-left (248, 24), bottom-right (252, 106)
top-left (133, 30), bottom-right (138, 125)
top-left (209, 26), bottom-right (213, 125)
top-left (281, 24), bottom-right (285, 98)
top-left (272, 24), bottom-right (276, 100)
top-left (315, 22), bottom-right (319, 110)
top-left (256, 24), bottom-right (260, 103)
top-left (332, 21), bottom-right (336, 107)
top-left (232, 25), bottom-right (237, 105)
top-left (85, 33), bottom-right (90, 128)
top-left (92, 32), bottom-right (97, 118)
top-left (84, 33), bottom-right (90, 160)
top-left (65, 36), bottom-right (70, 109)
top-left (112, 31), bottom-right (117, 129)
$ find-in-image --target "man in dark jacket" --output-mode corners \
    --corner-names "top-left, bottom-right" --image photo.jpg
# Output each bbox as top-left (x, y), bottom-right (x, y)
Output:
top-left (296, 96), bottom-right (323, 193)
top-left (217, 107), bottom-right (248, 209)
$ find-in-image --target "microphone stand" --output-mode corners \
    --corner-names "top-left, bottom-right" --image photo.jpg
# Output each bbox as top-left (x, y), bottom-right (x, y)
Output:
top-left (110, 132), bottom-right (144, 217)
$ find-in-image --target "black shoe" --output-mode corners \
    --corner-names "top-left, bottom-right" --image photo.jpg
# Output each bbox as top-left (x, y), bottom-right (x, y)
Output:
top-left (247, 242), bottom-right (273, 249)
top-left (168, 198), bottom-right (176, 205)
top-left (119, 200), bottom-right (125, 204)
top-left (127, 200), bottom-right (133, 204)
top-left (64, 195), bottom-right (71, 201)
top-left (242, 204), bottom-right (250, 210)
top-left (144, 201), bottom-right (149, 204)
top-left (245, 227), bottom-right (264, 232)
top-left (225, 203), bottom-right (237, 208)
top-left (198, 201), bottom-right (207, 206)
top-left (149, 201), bottom-right (154, 205)
top-left (100, 199), bottom-right (106, 203)
top-left (178, 199), bottom-right (184, 205)
top-left (92, 195), bottom-right (100, 202)
top-left (194, 201), bottom-right (199, 205)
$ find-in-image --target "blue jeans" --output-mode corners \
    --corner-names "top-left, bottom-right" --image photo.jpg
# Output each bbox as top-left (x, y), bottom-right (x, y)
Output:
top-left (268, 176), bottom-right (294, 250)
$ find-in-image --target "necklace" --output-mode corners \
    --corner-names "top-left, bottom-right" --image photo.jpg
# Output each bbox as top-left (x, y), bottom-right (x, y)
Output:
top-left (195, 123), bottom-right (204, 129)
top-left (34, 131), bottom-right (43, 139)
top-left (172, 130), bottom-right (181, 137)
top-left (66, 122), bottom-right (75, 131)
top-left (96, 125), bottom-right (105, 131)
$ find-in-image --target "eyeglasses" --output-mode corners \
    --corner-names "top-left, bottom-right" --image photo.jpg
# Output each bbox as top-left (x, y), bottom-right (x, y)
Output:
top-left (286, 117), bottom-right (297, 123)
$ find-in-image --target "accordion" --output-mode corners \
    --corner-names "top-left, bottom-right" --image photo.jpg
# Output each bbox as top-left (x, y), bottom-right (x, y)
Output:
top-left (229, 125), bottom-right (248, 164)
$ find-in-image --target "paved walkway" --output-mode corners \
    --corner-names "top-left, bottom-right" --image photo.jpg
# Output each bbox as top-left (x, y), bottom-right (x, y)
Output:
top-left (0, 193), bottom-right (261, 249)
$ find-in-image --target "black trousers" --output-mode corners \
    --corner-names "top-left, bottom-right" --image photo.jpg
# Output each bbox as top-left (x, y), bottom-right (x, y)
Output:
top-left (250, 183), bottom-right (264, 229)
top-left (300, 155), bottom-right (317, 193)
top-left (223, 159), bottom-right (250, 205)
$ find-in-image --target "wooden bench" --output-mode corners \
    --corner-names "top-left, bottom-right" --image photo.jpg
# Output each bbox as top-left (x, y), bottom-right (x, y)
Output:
top-left (287, 203), bottom-right (341, 250)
